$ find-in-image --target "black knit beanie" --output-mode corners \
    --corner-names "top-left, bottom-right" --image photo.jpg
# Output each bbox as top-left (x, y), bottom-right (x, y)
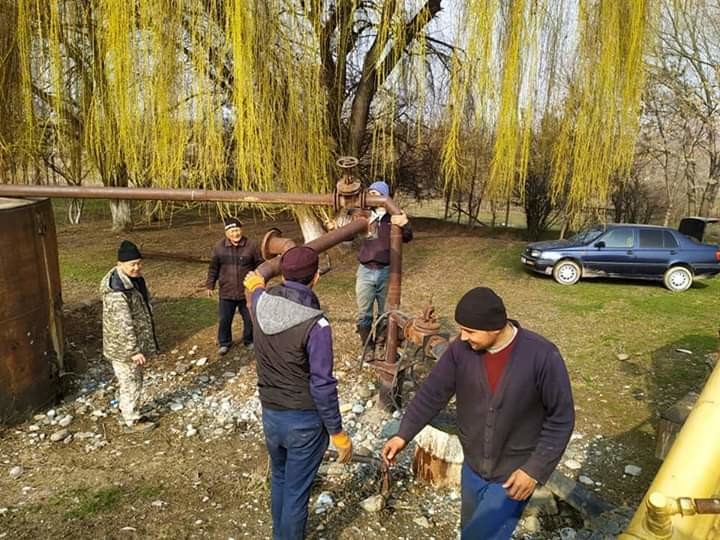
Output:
top-left (118, 240), bottom-right (142, 262)
top-left (224, 217), bottom-right (243, 230)
top-left (454, 287), bottom-right (507, 331)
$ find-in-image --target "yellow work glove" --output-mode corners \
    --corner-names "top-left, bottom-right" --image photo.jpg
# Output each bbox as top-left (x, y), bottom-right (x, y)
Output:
top-left (330, 431), bottom-right (353, 464)
top-left (243, 271), bottom-right (265, 292)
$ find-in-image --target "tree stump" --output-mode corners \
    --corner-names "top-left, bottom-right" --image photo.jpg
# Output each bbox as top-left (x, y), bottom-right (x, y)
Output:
top-left (412, 411), bottom-right (464, 487)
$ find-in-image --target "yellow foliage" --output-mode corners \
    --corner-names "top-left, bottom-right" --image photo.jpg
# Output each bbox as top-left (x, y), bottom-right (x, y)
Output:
top-left (1, 0), bottom-right (654, 223)
top-left (446, 0), bottom-right (653, 218)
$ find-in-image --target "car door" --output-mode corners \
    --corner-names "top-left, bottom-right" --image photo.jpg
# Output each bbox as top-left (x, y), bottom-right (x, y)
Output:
top-left (635, 228), bottom-right (671, 277)
top-left (583, 227), bottom-right (636, 276)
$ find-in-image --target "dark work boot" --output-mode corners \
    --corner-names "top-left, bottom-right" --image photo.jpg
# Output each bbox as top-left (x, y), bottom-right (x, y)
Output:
top-left (375, 321), bottom-right (388, 350)
top-left (357, 325), bottom-right (373, 349)
top-left (357, 325), bottom-right (375, 363)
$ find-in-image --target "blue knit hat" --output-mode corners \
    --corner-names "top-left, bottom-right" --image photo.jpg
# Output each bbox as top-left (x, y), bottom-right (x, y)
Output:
top-left (368, 181), bottom-right (389, 197)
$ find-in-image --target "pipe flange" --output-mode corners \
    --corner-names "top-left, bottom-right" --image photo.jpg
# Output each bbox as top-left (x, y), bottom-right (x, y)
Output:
top-left (413, 305), bottom-right (441, 334)
top-left (261, 228), bottom-right (283, 261)
top-left (336, 177), bottom-right (362, 197)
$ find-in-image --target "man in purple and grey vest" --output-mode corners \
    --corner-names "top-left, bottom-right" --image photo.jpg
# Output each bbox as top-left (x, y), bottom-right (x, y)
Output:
top-left (244, 246), bottom-right (353, 540)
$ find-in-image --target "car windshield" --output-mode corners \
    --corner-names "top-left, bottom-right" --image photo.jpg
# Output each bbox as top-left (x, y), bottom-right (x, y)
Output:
top-left (568, 226), bottom-right (605, 244)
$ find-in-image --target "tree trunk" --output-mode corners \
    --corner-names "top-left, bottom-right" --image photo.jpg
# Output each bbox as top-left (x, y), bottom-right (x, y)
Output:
top-left (412, 422), bottom-right (464, 488)
top-left (559, 217), bottom-right (569, 239)
top-left (294, 207), bottom-right (326, 243)
top-left (68, 199), bottom-right (83, 225)
top-left (662, 202), bottom-right (673, 227)
top-left (109, 200), bottom-right (133, 232)
top-left (444, 188), bottom-right (452, 220)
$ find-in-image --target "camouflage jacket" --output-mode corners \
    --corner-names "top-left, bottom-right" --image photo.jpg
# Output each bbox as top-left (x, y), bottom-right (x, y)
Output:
top-left (100, 267), bottom-right (159, 362)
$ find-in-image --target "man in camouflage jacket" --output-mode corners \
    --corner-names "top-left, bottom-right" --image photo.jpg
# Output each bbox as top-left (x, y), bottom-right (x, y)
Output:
top-left (101, 240), bottom-right (159, 433)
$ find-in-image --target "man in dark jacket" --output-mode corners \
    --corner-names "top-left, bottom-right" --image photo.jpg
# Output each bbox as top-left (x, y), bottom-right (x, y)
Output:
top-left (356, 180), bottom-right (412, 350)
top-left (243, 247), bottom-right (352, 540)
top-left (382, 287), bottom-right (574, 540)
top-left (206, 217), bottom-right (262, 355)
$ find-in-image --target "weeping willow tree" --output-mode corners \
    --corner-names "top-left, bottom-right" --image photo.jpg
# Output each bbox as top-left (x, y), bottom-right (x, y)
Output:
top-left (1, 0), bottom-right (654, 234)
top-left (441, 0), bottom-right (653, 228)
top-left (0, 0), bottom-right (444, 234)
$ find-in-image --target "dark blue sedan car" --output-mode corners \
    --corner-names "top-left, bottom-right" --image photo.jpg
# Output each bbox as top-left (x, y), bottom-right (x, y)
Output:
top-left (521, 218), bottom-right (720, 291)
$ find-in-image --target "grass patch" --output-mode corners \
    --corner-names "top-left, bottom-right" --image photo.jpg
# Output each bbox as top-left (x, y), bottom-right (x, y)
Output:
top-left (135, 484), bottom-right (163, 500)
top-left (52, 198), bottom-right (112, 224)
top-left (59, 251), bottom-right (110, 285)
top-left (44, 482), bottom-right (165, 522)
top-left (155, 297), bottom-right (216, 330)
top-left (54, 486), bottom-right (123, 520)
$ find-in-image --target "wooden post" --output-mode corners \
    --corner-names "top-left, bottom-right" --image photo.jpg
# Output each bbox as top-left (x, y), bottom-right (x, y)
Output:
top-left (654, 391), bottom-right (699, 460)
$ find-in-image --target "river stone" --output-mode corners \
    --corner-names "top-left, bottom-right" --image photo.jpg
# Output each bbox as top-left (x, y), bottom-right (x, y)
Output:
top-left (50, 429), bottom-right (70, 442)
top-left (564, 459), bottom-right (582, 470)
top-left (359, 494), bottom-right (384, 513)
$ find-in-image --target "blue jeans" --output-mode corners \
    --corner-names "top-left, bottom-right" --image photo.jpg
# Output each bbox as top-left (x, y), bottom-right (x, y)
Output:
top-left (460, 462), bottom-right (529, 540)
top-left (355, 264), bottom-right (390, 330)
top-left (262, 408), bottom-right (329, 540)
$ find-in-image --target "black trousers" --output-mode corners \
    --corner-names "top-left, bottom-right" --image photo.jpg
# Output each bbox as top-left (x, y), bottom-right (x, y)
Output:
top-left (218, 298), bottom-right (253, 347)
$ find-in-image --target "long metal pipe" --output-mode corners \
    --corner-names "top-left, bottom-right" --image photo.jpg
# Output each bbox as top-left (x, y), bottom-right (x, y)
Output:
top-left (0, 184), bottom-right (335, 206)
top-left (1, 181), bottom-right (406, 409)
top-left (0, 184), bottom-right (405, 214)
top-left (255, 217), bottom-right (369, 280)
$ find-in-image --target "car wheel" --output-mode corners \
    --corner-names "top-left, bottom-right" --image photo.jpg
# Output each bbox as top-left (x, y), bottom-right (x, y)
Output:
top-left (552, 260), bottom-right (581, 285)
top-left (663, 266), bottom-right (693, 292)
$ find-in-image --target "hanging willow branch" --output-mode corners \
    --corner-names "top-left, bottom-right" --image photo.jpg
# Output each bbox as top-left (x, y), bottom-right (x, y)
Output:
top-left (1, 0), bottom-right (654, 226)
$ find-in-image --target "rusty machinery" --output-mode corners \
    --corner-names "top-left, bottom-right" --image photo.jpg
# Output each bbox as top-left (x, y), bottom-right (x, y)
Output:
top-left (0, 157), bottom-right (418, 410)
top-left (355, 305), bottom-right (451, 408)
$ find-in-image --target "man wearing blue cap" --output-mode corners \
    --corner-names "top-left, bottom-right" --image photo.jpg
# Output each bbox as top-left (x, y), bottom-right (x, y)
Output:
top-left (356, 180), bottom-right (413, 352)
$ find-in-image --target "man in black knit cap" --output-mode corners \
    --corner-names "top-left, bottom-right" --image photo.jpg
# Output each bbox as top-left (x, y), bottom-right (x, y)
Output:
top-left (382, 286), bottom-right (574, 540)
top-left (206, 217), bottom-right (262, 355)
top-left (100, 240), bottom-right (159, 433)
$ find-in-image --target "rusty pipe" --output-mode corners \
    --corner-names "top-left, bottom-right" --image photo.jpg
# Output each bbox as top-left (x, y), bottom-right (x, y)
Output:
top-left (254, 216), bottom-right (369, 280)
top-left (366, 194), bottom-right (402, 215)
top-left (0, 184), bottom-right (335, 206)
top-left (377, 221), bottom-right (405, 410)
top-left (0, 184), bottom-right (405, 215)
top-left (260, 228), bottom-right (297, 261)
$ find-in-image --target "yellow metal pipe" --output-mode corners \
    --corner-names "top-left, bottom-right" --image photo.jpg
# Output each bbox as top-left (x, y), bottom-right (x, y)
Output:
top-left (620, 360), bottom-right (720, 539)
